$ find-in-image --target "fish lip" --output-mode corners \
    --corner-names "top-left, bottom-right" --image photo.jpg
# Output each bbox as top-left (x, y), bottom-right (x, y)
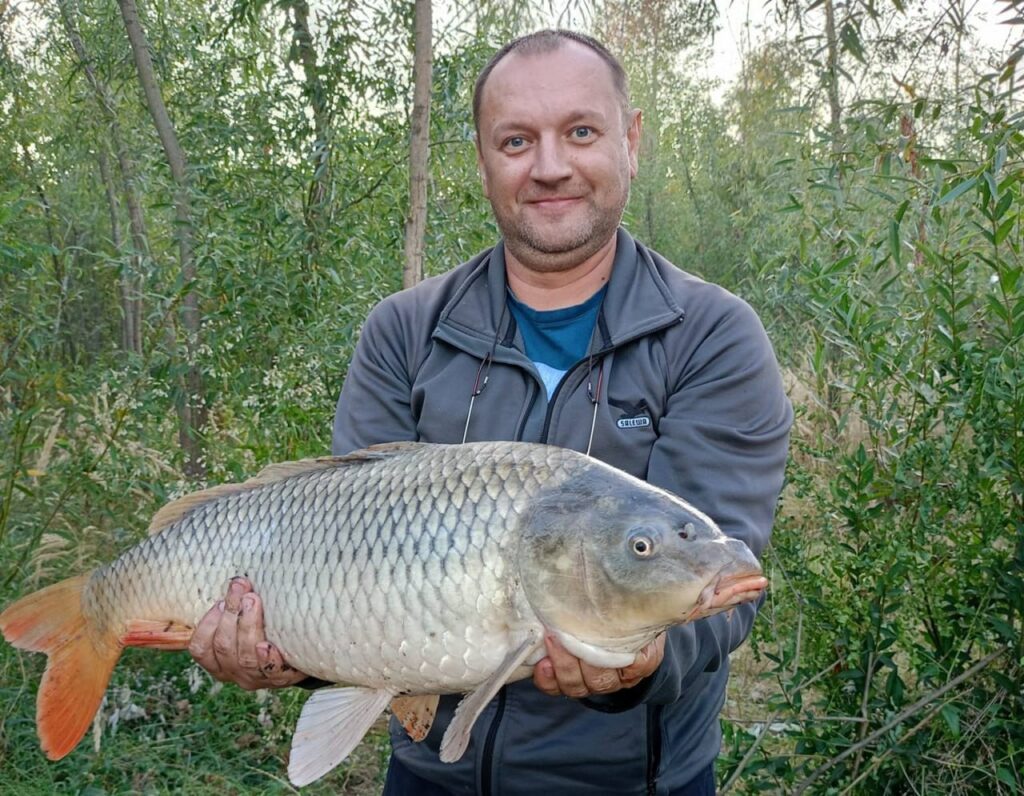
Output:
top-left (685, 568), bottom-right (768, 622)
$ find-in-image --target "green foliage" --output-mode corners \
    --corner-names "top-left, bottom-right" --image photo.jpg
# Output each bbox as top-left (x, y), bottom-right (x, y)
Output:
top-left (2, 0), bottom-right (1022, 793)
top-left (718, 57), bottom-right (1024, 796)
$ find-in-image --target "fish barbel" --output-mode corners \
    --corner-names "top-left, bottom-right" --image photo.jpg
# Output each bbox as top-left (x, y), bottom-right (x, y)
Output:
top-left (0, 441), bottom-right (766, 786)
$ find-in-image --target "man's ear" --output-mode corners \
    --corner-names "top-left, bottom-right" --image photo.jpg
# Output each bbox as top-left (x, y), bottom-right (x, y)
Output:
top-left (475, 138), bottom-right (490, 198)
top-left (626, 109), bottom-right (642, 179)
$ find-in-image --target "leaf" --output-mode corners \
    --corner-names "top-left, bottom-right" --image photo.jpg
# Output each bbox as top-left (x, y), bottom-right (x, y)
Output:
top-left (840, 21), bottom-right (866, 63)
top-left (996, 767), bottom-right (1018, 791)
top-left (996, 217), bottom-right (1016, 246)
top-left (936, 176), bottom-right (978, 207)
top-left (889, 221), bottom-right (902, 267)
top-left (994, 191), bottom-right (1014, 221)
top-left (940, 704), bottom-right (960, 738)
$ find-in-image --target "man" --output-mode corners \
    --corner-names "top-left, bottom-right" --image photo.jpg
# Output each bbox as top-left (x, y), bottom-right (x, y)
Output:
top-left (190, 30), bottom-right (792, 795)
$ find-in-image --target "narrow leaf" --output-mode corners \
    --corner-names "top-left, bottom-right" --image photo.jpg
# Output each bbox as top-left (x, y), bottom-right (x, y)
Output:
top-left (936, 176), bottom-right (977, 206)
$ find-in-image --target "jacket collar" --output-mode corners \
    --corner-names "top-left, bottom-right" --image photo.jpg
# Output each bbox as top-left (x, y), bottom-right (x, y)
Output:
top-left (434, 228), bottom-right (685, 358)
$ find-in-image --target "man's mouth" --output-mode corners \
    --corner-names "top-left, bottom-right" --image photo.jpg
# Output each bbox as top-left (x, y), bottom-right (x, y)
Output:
top-left (526, 196), bottom-right (583, 209)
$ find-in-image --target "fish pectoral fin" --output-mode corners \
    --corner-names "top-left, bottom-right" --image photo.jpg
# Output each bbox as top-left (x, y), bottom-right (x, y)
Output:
top-left (391, 694), bottom-right (440, 742)
top-left (121, 619), bottom-right (193, 650)
top-left (288, 686), bottom-right (392, 787)
top-left (439, 629), bottom-right (543, 763)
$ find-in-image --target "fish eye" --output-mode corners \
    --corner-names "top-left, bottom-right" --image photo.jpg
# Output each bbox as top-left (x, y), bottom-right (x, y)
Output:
top-left (629, 533), bottom-right (654, 558)
top-left (679, 522), bottom-right (695, 540)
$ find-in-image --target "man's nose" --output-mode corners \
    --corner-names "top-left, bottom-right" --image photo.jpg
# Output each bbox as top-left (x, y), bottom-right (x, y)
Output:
top-left (530, 135), bottom-right (572, 182)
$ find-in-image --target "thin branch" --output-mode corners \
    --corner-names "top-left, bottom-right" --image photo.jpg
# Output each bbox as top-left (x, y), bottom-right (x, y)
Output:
top-left (793, 648), bottom-right (1007, 795)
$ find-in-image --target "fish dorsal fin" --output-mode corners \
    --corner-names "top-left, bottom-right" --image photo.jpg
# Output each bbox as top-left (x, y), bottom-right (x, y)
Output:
top-left (253, 442), bottom-right (427, 484)
top-left (146, 442), bottom-right (430, 536)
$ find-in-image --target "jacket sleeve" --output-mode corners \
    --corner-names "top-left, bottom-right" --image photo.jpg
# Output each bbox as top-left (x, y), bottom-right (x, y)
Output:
top-left (588, 292), bottom-right (791, 711)
top-left (332, 298), bottom-right (421, 455)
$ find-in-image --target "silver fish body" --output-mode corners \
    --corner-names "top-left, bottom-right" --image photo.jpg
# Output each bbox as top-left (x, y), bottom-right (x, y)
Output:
top-left (2, 440), bottom-right (766, 786)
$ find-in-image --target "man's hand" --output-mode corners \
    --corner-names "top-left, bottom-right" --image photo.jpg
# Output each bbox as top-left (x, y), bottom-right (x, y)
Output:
top-left (532, 633), bottom-right (666, 698)
top-left (188, 577), bottom-right (307, 690)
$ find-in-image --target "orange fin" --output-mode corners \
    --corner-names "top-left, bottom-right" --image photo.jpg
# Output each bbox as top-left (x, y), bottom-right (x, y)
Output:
top-left (121, 619), bottom-right (193, 650)
top-left (391, 694), bottom-right (439, 742)
top-left (0, 574), bottom-right (121, 760)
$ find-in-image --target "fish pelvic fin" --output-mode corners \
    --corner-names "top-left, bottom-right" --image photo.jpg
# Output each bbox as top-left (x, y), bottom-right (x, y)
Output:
top-left (288, 686), bottom-right (393, 787)
top-left (391, 694), bottom-right (440, 742)
top-left (0, 574), bottom-right (121, 760)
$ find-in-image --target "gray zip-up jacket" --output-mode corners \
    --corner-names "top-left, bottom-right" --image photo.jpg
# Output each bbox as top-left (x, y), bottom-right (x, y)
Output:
top-left (332, 229), bottom-right (792, 796)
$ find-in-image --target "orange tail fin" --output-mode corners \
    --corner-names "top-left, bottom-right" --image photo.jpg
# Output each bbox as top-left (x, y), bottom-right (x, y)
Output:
top-left (0, 574), bottom-right (121, 760)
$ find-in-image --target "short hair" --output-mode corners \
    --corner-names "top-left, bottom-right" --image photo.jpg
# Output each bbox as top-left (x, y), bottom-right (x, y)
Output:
top-left (472, 29), bottom-right (631, 133)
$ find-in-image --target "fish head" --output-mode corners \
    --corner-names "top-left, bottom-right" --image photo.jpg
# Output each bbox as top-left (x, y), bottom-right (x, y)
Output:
top-left (517, 462), bottom-right (766, 654)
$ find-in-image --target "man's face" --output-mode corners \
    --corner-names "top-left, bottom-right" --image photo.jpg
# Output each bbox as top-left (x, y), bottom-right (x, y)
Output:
top-left (475, 43), bottom-right (641, 273)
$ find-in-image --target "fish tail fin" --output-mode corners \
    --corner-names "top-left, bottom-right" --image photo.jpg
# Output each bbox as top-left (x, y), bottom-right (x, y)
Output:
top-left (0, 573), bottom-right (121, 760)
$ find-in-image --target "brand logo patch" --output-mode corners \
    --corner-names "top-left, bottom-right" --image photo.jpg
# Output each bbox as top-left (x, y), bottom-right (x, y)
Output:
top-left (617, 416), bottom-right (651, 429)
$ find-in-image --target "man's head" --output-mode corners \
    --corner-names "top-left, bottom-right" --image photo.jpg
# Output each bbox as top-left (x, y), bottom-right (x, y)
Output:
top-left (473, 31), bottom-right (641, 274)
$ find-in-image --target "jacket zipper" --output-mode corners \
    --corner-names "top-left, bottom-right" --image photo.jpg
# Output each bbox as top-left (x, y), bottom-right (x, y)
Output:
top-left (480, 313), bottom-right (684, 794)
top-left (538, 313), bottom-right (684, 444)
top-left (646, 705), bottom-right (663, 796)
top-left (480, 687), bottom-right (507, 796)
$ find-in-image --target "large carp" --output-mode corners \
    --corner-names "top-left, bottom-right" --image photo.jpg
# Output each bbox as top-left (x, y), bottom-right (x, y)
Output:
top-left (1, 441), bottom-right (766, 786)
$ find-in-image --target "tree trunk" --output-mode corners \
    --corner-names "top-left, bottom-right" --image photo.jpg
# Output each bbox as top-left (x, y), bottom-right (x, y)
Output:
top-left (403, 0), bottom-right (432, 289)
top-left (289, 0), bottom-right (331, 255)
top-left (641, 21), bottom-right (660, 246)
top-left (823, 0), bottom-right (843, 159)
top-left (59, 0), bottom-right (145, 356)
top-left (116, 0), bottom-right (205, 478)
top-left (95, 145), bottom-right (135, 354)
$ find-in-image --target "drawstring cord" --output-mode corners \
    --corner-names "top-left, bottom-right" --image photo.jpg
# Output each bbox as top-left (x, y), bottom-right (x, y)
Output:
top-left (585, 353), bottom-right (604, 457)
top-left (462, 304), bottom-right (507, 445)
top-left (462, 351), bottom-right (495, 444)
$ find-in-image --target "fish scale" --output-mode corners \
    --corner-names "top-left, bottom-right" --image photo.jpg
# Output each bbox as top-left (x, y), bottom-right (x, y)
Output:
top-left (1, 440), bottom-right (767, 787)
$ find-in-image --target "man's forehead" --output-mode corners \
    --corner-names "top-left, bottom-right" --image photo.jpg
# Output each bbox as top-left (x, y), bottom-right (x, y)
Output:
top-left (483, 41), bottom-right (617, 98)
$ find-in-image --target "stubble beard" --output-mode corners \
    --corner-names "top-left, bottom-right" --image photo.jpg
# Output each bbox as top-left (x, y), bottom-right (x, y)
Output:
top-left (494, 187), bottom-right (629, 274)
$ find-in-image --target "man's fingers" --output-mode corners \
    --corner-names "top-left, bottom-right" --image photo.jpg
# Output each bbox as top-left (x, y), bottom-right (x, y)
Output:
top-left (580, 666), bottom-right (620, 694)
top-left (224, 577), bottom-right (251, 614)
top-left (190, 576), bottom-right (310, 690)
top-left (236, 593), bottom-right (263, 671)
top-left (188, 601), bottom-right (226, 674)
top-left (618, 634), bottom-right (666, 685)
top-left (543, 635), bottom-right (589, 698)
top-left (257, 642), bottom-right (308, 688)
top-left (532, 657), bottom-right (559, 695)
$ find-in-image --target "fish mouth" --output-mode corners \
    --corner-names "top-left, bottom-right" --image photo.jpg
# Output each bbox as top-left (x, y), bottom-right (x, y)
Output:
top-left (685, 569), bottom-right (768, 623)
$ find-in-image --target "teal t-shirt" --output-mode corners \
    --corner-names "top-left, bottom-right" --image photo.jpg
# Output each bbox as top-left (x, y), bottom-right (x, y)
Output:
top-left (506, 286), bottom-right (606, 398)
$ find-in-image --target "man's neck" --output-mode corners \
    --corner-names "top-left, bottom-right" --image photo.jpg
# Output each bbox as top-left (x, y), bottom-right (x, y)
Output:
top-left (504, 235), bottom-right (617, 310)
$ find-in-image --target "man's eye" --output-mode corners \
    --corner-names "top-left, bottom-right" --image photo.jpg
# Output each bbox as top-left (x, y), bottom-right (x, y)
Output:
top-left (572, 127), bottom-right (594, 140)
top-left (504, 136), bottom-right (526, 150)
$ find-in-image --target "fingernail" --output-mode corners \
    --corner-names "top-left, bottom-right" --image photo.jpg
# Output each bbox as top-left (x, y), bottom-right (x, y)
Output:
top-left (216, 600), bottom-right (225, 612)
top-left (242, 595), bottom-right (255, 612)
